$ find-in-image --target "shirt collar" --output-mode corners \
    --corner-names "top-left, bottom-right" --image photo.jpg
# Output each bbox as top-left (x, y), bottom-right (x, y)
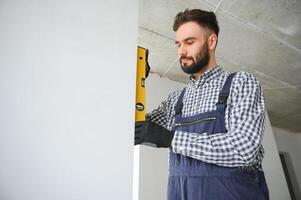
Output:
top-left (189, 65), bottom-right (224, 86)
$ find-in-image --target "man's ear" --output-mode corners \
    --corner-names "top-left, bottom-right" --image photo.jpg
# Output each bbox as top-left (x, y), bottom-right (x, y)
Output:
top-left (208, 34), bottom-right (218, 50)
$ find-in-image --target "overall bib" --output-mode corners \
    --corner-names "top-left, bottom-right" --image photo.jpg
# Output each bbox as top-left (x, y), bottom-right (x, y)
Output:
top-left (168, 73), bottom-right (269, 200)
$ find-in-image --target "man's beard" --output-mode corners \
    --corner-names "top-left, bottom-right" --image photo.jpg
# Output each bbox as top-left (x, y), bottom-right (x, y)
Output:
top-left (179, 44), bottom-right (210, 75)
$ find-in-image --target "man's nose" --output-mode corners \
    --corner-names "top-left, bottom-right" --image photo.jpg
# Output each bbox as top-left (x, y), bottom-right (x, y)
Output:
top-left (178, 45), bottom-right (187, 58)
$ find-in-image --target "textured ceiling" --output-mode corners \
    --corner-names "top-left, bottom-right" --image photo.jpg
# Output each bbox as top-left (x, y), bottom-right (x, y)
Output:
top-left (138, 0), bottom-right (301, 133)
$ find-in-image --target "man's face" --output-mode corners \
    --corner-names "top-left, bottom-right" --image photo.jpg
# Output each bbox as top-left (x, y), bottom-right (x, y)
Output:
top-left (175, 21), bottom-right (210, 75)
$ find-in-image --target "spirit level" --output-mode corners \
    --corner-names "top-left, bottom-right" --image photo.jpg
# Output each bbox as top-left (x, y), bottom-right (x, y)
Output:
top-left (135, 46), bottom-right (150, 122)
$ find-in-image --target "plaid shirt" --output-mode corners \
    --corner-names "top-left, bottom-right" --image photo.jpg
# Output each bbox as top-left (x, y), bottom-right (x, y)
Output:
top-left (149, 66), bottom-right (265, 169)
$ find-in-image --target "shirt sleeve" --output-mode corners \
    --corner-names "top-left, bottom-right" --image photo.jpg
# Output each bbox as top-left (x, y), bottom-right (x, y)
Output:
top-left (171, 72), bottom-right (266, 167)
top-left (148, 89), bottom-right (182, 131)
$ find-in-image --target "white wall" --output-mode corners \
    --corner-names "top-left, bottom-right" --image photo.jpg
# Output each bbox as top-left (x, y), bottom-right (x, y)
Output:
top-left (139, 74), bottom-right (291, 200)
top-left (273, 127), bottom-right (301, 199)
top-left (0, 1), bottom-right (138, 200)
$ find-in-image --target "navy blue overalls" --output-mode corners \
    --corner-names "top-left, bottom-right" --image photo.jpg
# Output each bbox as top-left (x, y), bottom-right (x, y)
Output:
top-left (168, 73), bottom-right (269, 200)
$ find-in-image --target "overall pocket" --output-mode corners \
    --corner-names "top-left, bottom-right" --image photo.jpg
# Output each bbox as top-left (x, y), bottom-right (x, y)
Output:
top-left (175, 116), bottom-right (217, 134)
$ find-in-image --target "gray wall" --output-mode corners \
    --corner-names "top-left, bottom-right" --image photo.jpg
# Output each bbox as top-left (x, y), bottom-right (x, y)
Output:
top-left (273, 127), bottom-right (301, 200)
top-left (262, 113), bottom-right (291, 200)
top-left (0, 1), bottom-right (138, 199)
top-left (138, 73), bottom-right (291, 200)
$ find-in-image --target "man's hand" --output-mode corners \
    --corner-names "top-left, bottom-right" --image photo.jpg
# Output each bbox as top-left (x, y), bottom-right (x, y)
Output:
top-left (135, 121), bottom-right (174, 148)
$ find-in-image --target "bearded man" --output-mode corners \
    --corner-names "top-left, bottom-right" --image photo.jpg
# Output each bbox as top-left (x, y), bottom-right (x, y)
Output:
top-left (135, 9), bottom-right (269, 200)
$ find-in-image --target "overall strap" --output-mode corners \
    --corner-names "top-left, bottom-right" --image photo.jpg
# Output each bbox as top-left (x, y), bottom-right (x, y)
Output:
top-left (174, 72), bottom-right (236, 117)
top-left (216, 73), bottom-right (237, 111)
top-left (175, 88), bottom-right (186, 116)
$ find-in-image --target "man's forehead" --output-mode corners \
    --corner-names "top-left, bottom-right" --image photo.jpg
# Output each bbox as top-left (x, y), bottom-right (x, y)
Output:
top-left (175, 22), bottom-right (207, 41)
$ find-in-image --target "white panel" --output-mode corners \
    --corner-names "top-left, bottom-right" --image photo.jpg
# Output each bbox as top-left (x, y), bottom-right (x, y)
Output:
top-left (0, 0), bottom-right (138, 199)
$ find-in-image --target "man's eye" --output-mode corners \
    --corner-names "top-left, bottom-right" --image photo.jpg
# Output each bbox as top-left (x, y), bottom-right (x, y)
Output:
top-left (187, 40), bottom-right (194, 45)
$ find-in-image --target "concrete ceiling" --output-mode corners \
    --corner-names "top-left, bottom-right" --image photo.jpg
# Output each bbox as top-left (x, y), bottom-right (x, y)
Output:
top-left (138, 0), bottom-right (301, 133)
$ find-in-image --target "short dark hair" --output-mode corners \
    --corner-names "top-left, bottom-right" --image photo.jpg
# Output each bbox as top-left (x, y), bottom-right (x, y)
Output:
top-left (173, 9), bottom-right (219, 37)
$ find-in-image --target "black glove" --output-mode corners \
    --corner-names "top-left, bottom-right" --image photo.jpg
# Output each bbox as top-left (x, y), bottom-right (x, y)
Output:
top-left (135, 121), bottom-right (174, 148)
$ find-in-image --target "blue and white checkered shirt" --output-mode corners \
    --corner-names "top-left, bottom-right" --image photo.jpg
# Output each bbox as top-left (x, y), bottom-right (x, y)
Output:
top-left (149, 65), bottom-right (265, 169)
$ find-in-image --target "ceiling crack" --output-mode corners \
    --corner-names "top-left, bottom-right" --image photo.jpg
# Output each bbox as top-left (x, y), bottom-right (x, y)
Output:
top-left (214, 0), bottom-right (224, 13)
top-left (198, 0), bottom-right (301, 54)
top-left (162, 57), bottom-right (179, 78)
top-left (216, 54), bottom-right (301, 91)
top-left (138, 25), bottom-right (175, 42)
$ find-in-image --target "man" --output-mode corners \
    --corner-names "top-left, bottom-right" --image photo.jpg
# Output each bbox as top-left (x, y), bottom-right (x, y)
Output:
top-left (135, 9), bottom-right (269, 200)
